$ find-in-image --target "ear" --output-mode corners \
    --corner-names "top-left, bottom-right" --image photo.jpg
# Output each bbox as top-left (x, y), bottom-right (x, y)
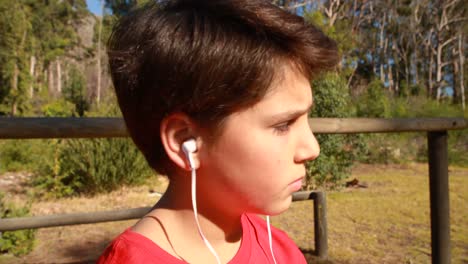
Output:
top-left (160, 113), bottom-right (200, 171)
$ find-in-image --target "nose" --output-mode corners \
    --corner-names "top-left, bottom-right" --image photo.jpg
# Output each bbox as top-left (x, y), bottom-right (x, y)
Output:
top-left (294, 121), bottom-right (320, 163)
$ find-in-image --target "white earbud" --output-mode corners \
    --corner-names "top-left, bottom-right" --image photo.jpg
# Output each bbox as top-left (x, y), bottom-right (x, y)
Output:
top-left (182, 138), bottom-right (197, 170)
top-left (183, 138), bottom-right (221, 264)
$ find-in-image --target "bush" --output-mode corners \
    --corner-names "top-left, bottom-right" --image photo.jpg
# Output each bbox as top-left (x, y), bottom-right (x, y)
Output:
top-left (41, 99), bottom-right (75, 117)
top-left (357, 95), bottom-right (467, 166)
top-left (447, 129), bottom-right (468, 167)
top-left (359, 134), bottom-right (414, 164)
top-left (0, 140), bottom-right (49, 173)
top-left (356, 79), bottom-right (391, 118)
top-left (63, 65), bottom-right (89, 117)
top-left (0, 193), bottom-right (35, 256)
top-left (33, 138), bottom-right (154, 198)
top-left (306, 73), bottom-right (365, 189)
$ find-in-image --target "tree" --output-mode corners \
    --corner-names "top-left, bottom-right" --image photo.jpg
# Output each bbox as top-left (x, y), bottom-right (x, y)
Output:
top-left (63, 66), bottom-right (89, 116)
top-left (0, 0), bottom-right (32, 116)
top-left (96, 0), bottom-right (105, 106)
top-left (104, 0), bottom-right (152, 16)
top-left (307, 73), bottom-right (364, 188)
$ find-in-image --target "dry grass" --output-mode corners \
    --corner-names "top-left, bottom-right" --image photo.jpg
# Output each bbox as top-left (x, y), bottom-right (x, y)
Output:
top-left (0, 163), bottom-right (466, 263)
top-left (272, 163), bottom-right (468, 264)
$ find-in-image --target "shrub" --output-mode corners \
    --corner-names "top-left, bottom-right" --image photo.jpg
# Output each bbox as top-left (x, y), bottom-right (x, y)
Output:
top-left (416, 130), bottom-right (468, 167)
top-left (0, 193), bottom-right (35, 256)
top-left (41, 99), bottom-right (75, 117)
top-left (63, 66), bottom-right (89, 117)
top-left (0, 140), bottom-right (49, 173)
top-left (359, 134), bottom-right (409, 164)
top-left (356, 79), bottom-right (391, 118)
top-left (389, 97), bottom-right (409, 118)
top-left (358, 95), bottom-right (467, 166)
top-left (33, 138), bottom-right (154, 197)
top-left (306, 73), bottom-right (365, 189)
top-left (447, 129), bottom-right (468, 167)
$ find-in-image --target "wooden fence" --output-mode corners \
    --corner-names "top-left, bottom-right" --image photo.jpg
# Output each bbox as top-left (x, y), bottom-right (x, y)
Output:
top-left (0, 117), bottom-right (467, 263)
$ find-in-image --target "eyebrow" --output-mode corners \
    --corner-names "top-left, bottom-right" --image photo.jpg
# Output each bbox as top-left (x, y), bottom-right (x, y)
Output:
top-left (269, 101), bottom-right (313, 123)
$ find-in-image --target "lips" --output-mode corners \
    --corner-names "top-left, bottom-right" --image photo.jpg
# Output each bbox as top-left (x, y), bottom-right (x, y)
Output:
top-left (289, 177), bottom-right (304, 191)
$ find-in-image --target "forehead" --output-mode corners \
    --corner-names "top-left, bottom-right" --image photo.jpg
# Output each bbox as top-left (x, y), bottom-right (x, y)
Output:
top-left (251, 66), bottom-right (312, 113)
top-left (223, 65), bottom-right (312, 123)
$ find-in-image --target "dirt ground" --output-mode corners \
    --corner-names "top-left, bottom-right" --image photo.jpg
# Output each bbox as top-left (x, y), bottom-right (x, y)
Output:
top-left (0, 164), bottom-right (466, 264)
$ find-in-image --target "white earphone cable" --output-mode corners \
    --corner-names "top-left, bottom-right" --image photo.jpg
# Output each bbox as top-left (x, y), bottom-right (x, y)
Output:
top-left (266, 216), bottom-right (278, 264)
top-left (191, 167), bottom-right (222, 264)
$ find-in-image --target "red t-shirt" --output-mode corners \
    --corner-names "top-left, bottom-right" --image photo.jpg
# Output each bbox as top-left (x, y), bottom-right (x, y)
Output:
top-left (98, 213), bottom-right (306, 263)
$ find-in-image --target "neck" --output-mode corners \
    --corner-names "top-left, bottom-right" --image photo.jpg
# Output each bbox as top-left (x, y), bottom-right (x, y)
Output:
top-left (154, 176), bottom-right (243, 244)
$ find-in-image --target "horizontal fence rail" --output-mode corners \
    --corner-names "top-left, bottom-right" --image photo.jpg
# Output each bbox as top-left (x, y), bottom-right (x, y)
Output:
top-left (0, 191), bottom-right (319, 231)
top-left (1, 117), bottom-right (467, 263)
top-left (0, 117), bottom-right (466, 139)
top-left (0, 190), bottom-right (329, 258)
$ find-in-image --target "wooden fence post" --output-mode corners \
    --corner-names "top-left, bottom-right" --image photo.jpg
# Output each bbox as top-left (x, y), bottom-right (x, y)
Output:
top-left (427, 131), bottom-right (450, 264)
top-left (312, 191), bottom-right (328, 259)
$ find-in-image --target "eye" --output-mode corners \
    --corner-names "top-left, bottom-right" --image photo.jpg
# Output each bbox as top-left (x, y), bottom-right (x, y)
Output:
top-left (273, 120), bottom-right (294, 135)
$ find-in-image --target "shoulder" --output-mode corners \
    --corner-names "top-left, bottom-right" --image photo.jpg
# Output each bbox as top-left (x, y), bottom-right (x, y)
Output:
top-left (97, 228), bottom-right (182, 264)
top-left (243, 214), bottom-right (307, 264)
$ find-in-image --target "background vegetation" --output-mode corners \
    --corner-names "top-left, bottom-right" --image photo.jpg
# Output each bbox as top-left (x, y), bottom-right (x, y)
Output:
top-left (0, 0), bottom-right (466, 257)
top-left (0, 192), bottom-right (35, 256)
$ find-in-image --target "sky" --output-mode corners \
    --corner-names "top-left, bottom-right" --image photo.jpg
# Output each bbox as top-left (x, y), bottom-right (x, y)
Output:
top-left (86, 0), bottom-right (102, 15)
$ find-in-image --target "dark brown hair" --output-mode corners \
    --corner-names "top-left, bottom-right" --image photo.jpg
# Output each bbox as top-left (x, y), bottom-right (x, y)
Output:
top-left (108, 0), bottom-right (339, 174)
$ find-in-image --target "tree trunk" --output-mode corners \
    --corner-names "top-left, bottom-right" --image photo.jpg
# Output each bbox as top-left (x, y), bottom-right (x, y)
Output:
top-left (428, 50), bottom-right (434, 98)
top-left (56, 59), bottom-right (62, 95)
top-left (29, 55), bottom-right (36, 98)
top-left (323, 0), bottom-right (341, 27)
top-left (379, 14), bottom-right (387, 84)
top-left (405, 58), bottom-right (410, 89)
top-left (48, 63), bottom-right (55, 96)
top-left (11, 29), bottom-right (27, 116)
top-left (435, 35), bottom-right (457, 101)
top-left (459, 33), bottom-right (465, 110)
top-left (436, 41), bottom-right (443, 100)
top-left (388, 62), bottom-right (394, 93)
top-left (96, 0), bottom-right (104, 106)
top-left (11, 60), bottom-right (19, 116)
top-left (413, 52), bottom-right (419, 86)
top-left (452, 46), bottom-right (459, 104)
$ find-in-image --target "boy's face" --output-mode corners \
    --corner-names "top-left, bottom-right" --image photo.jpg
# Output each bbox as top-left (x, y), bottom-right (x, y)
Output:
top-left (197, 65), bottom-right (319, 216)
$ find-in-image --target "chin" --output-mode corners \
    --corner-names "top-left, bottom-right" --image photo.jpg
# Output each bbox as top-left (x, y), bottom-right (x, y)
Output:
top-left (261, 195), bottom-right (293, 216)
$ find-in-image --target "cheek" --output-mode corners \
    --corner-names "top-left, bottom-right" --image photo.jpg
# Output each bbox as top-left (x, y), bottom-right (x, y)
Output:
top-left (228, 136), bottom-right (290, 189)
top-left (231, 134), bottom-right (283, 167)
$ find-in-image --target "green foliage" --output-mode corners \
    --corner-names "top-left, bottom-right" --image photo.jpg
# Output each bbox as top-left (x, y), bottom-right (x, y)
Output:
top-left (0, 193), bottom-right (35, 256)
top-left (447, 130), bottom-right (468, 167)
top-left (33, 138), bottom-right (153, 198)
top-left (304, 10), bottom-right (356, 56)
top-left (63, 66), bottom-right (89, 116)
top-left (0, 0), bottom-right (32, 116)
top-left (0, 140), bottom-right (49, 173)
top-left (0, 0), bottom-right (91, 116)
top-left (28, 0), bottom-right (83, 63)
top-left (306, 73), bottom-right (365, 189)
top-left (303, 9), bottom-right (359, 87)
top-left (358, 133), bottom-right (417, 164)
top-left (414, 99), bottom-right (466, 118)
top-left (104, 0), bottom-right (152, 17)
top-left (86, 94), bottom-right (122, 117)
top-left (356, 79), bottom-right (391, 117)
top-left (42, 99), bottom-right (75, 117)
top-left (0, 141), bottom-right (34, 173)
top-left (388, 97), bottom-right (409, 117)
top-left (358, 95), bottom-right (467, 166)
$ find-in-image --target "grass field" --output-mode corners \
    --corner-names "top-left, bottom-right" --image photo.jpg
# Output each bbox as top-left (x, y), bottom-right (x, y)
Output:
top-left (0, 163), bottom-right (467, 263)
top-left (273, 163), bottom-right (468, 264)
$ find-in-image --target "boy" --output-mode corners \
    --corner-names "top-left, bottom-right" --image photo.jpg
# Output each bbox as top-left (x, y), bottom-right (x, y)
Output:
top-left (98, 0), bottom-right (338, 263)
